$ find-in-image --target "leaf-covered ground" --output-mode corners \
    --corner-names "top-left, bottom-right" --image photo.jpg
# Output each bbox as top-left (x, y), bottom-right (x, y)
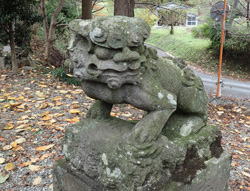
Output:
top-left (0, 69), bottom-right (249, 191)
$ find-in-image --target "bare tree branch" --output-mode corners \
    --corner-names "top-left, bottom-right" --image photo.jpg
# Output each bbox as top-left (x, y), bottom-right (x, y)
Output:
top-left (92, 6), bottom-right (105, 13)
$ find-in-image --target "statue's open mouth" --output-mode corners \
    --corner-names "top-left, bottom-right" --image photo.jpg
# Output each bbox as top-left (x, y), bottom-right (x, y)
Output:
top-left (102, 69), bottom-right (141, 89)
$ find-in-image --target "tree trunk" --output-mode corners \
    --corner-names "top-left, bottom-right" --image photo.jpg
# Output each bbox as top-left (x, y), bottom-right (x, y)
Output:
top-left (228, 0), bottom-right (239, 27)
top-left (9, 21), bottom-right (18, 72)
top-left (114, 0), bottom-right (135, 17)
top-left (44, 0), bottom-right (65, 62)
top-left (170, 24), bottom-right (174, 35)
top-left (40, 0), bottom-right (49, 42)
top-left (247, 2), bottom-right (249, 28)
top-left (82, 0), bottom-right (92, 19)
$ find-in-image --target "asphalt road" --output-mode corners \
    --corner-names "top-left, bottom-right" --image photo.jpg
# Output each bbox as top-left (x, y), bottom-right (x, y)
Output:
top-left (147, 44), bottom-right (250, 99)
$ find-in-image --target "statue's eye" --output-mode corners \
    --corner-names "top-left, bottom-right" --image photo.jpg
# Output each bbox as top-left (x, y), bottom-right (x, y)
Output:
top-left (94, 47), bottom-right (116, 60)
top-left (73, 60), bottom-right (82, 68)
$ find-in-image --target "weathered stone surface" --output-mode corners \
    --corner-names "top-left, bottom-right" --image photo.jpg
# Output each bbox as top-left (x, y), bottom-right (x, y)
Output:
top-left (53, 16), bottom-right (231, 191)
top-left (54, 118), bottom-right (231, 191)
top-left (67, 16), bottom-right (208, 145)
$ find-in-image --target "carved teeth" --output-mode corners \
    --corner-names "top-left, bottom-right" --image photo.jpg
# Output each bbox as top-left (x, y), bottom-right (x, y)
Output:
top-left (107, 78), bottom-right (121, 89)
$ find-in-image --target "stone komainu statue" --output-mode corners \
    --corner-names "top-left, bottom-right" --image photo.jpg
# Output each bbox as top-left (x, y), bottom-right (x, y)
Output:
top-left (68, 16), bottom-right (208, 140)
top-left (53, 16), bottom-right (231, 191)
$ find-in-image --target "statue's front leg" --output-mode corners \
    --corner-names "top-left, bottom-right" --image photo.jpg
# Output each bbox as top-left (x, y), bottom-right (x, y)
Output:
top-left (86, 100), bottom-right (113, 119)
top-left (128, 108), bottom-right (176, 144)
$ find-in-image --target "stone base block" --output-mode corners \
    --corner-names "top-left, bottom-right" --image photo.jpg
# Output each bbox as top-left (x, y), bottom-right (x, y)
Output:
top-left (53, 118), bottom-right (231, 191)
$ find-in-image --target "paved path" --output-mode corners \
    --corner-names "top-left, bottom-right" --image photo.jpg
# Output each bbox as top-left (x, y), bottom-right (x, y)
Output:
top-left (147, 44), bottom-right (250, 99)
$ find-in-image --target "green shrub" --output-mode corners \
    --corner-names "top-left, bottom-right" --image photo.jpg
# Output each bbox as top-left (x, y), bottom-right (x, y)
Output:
top-left (51, 67), bottom-right (81, 86)
top-left (193, 21), bottom-right (250, 61)
top-left (208, 25), bottom-right (250, 59)
top-left (191, 23), bottom-right (211, 38)
top-left (135, 9), bottom-right (158, 27)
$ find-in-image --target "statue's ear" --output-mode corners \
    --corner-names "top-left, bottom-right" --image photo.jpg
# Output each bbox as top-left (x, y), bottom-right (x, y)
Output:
top-left (67, 32), bottom-right (78, 52)
top-left (67, 32), bottom-right (94, 54)
top-left (68, 19), bottom-right (92, 53)
top-left (69, 19), bottom-right (91, 37)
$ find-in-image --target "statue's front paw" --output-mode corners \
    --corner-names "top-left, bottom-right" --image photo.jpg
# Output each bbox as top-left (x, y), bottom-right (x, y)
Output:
top-left (128, 126), bottom-right (157, 144)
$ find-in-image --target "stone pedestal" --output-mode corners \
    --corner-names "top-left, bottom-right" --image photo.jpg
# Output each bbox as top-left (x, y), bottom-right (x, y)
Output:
top-left (53, 118), bottom-right (231, 191)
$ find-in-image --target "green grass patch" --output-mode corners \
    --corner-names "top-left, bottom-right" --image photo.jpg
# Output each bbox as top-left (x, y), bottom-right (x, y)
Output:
top-left (147, 27), bottom-right (212, 64)
top-left (147, 27), bottom-right (250, 79)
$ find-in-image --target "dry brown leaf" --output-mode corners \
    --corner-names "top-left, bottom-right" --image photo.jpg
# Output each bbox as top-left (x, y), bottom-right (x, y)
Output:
top-left (65, 95), bottom-right (72, 98)
top-left (7, 96), bottom-right (17, 100)
top-left (18, 161), bottom-right (32, 167)
top-left (10, 102), bottom-right (22, 107)
top-left (39, 103), bottom-right (49, 109)
top-left (35, 91), bottom-right (46, 98)
top-left (71, 103), bottom-right (80, 109)
top-left (50, 119), bottom-right (57, 124)
top-left (0, 158), bottom-right (5, 164)
top-left (52, 96), bottom-right (62, 101)
top-left (30, 157), bottom-right (40, 163)
top-left (16, 96), bottom-right (25, 100)
top-left (4, 163), bottom-right (15, 171)
top-left (16, 104), bottom-right (26, 109)
top-left (28, 165), bottom-right (41, 172)
top-left (49, 184), bottom-right (53, 190)
top-left (33, 176), bottom-right (42, 185)
top-left (17, 120), bottom-right (29, 124)
top-left (64, 117), bottom-right (80, 123)
top-left (40, 111), bottom-right (50, 117)
top-left (38, 84), bottom-right (47, 88)
top-left (35, 144), bottom-right (55, 151)
top-left (41, 115), bottom-right (52, 121)
top-left (3, 123), bottom-right (14, 130)
top-left (15, 137), bottom-right (26, 144)
top-left (71, 89), bottom-right (83, 94)
top-left (40, 153), bottom-right (52, 160)
top-left (15, 124), bottom-right (27, 129)
top-left (242, 171), bottom-right (250, 178)
top-left (54, 113), bottom-right (64, 117)
top-left (2, 145), bottom-right (12, 151)
top-left (59, 90), bottom-right (68, 94)
top-left (10, 141), bottom-right (18, 148)
top-left (69, 109), bottom-right (81, 114)
top-left (12, 145), bottom-right (24, 151)
top-left (217, 111), bottom-right (224, 115)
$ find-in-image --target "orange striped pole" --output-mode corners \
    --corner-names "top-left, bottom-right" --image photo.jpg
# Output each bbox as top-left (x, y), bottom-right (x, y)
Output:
top-left (216, 0), bottom-right (228, 97)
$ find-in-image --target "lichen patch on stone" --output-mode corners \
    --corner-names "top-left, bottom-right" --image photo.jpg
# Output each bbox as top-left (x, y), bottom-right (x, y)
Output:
top-left (158, 92), bottom-right (164, 99)
top-left (106, 167), bottom-right (122, 178)
top-left (180, 120), bottom-right (193, 137)
top-left (167, 94), bottom-right (177, 105)
top-left (102, 153), bottom-right (108, 166)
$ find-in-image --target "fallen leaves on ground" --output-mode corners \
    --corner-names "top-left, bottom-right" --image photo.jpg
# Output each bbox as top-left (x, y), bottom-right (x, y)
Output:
top-left (33, 176), bottom-right (42, 185)
top-left (0, 68), bottom-right (249, 191)
top-left (4, 163), bottom-right (15, 171)
top-left (35, 144), bottom-right (55, 151)
top-left (208, 101), bottom-right (250, 190)
top-left (0, 158), bottom-right (5, 164)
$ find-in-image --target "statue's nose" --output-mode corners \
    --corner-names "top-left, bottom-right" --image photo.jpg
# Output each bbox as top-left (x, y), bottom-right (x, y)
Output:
top-left (113, 47), bottom-right (140, 63)
top-left (74, 69), bottom-right (83, 79)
